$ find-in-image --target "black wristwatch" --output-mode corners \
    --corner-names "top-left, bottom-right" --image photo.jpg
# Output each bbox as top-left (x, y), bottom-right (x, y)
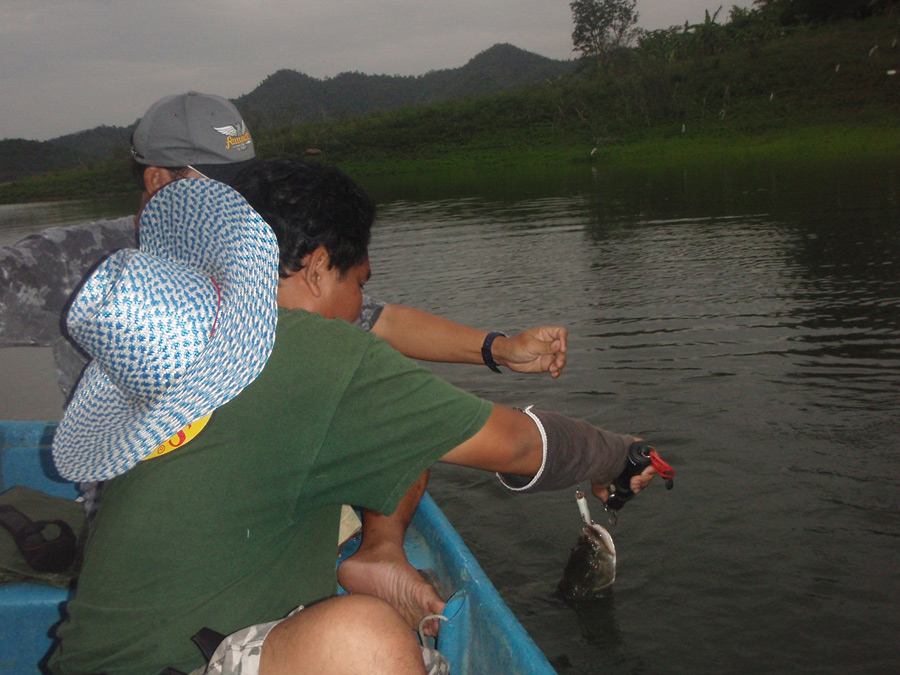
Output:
top-left (481, 331), bottom-right (507, 373)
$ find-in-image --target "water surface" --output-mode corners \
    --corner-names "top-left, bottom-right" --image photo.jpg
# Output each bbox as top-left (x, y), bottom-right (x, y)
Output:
top-left (1, 158), bottom-right (898, 674)
top-left (364, 158), bottom-right (899, 674)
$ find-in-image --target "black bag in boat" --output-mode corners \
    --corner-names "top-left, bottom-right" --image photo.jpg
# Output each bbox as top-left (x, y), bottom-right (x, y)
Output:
top-left (0, 485), bottom-right (85, 587)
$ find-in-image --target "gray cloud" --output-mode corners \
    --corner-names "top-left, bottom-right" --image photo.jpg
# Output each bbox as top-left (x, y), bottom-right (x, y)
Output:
top-left (1, 0), bottom-right (751, 141)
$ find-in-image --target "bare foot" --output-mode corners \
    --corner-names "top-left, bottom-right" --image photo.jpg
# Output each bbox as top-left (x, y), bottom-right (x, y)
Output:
top-left (338, 540), bottom-right (447, 636)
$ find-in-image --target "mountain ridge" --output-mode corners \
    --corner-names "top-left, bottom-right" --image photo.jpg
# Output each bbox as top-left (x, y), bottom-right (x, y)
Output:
top-left (1, 44), bottom-right (574, 183)
top-left (233, 43), bottom-right (574, 132)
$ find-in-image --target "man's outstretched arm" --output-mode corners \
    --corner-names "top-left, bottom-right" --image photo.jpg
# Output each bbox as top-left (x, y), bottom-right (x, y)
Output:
top-left (371, 304), bottom-right (568, 378)
top-left (441, 404), bottom-right (657, 499)
top-left (341, 403), bottom-right (655, 634)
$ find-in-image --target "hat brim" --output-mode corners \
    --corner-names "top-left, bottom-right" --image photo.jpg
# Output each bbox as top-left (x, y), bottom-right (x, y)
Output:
top-left (53, 179), bottom-right (279, 482)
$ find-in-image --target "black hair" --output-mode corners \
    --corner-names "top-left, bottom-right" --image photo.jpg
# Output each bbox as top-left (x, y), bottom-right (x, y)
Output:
top-left (231, 158), bottom-right (374, 278)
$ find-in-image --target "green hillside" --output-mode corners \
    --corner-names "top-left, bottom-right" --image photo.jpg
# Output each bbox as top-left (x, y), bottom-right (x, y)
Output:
top-left (2, 11), bottom-right (898, 204)
top-left (0, 43), bottom-right (573, 190)
top-left (235, 44), bottom-right (574, 131)
top-left (0, 139), bottom-right (88, 184)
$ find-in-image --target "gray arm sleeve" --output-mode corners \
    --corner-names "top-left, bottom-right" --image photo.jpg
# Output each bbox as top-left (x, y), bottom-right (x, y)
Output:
top-left (354, 294), bottom-right (386, 332)
top-left (497, 407), bottom-right (634, 492)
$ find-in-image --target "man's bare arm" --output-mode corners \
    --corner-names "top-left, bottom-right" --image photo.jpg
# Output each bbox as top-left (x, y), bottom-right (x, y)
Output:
top-left (371, 304), bottom-right (567, 377)
top-left (440, 404), bottom-right (544, 475)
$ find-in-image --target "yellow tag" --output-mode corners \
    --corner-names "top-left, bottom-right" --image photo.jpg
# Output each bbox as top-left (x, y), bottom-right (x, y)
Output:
top-left (144, 414), bottom-right (212, 461)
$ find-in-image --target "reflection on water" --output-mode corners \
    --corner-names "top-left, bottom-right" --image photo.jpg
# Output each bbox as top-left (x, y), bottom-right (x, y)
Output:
top-left (2, 158), bottom-right (899, 673)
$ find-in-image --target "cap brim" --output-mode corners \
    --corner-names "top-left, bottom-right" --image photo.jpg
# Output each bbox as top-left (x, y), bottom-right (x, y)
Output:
top-left (191, 157), bottom-right (259, 187)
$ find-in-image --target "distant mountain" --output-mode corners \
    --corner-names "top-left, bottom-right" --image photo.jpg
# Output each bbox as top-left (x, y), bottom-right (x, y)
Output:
top-left (0, 139), bottom-right (89, 183)
top-left (236, 44), bottom-right (574, 130)
top-left (51, 124), bottom-right (136, 159)
top-left (0, 44), bottom-right (574, 184)
top-left (439, 43), bottom-right (574, 98)
top-left (0, 126), bottom-right (137, 183)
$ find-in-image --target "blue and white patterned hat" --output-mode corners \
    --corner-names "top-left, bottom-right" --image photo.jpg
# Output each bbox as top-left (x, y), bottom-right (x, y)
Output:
top-left (52, 178), bottom-right (279, 482)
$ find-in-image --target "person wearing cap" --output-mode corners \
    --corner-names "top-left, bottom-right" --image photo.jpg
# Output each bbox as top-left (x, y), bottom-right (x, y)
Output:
top-left (47, 169), bottom-right (659, 675)
top-left (130, 91), bottom-right (258, 185)
top-left (0, 91), bottom-right (257, 407)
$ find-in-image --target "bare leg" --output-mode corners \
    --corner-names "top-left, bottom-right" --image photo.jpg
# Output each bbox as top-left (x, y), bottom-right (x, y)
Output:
top-left (259, 595), bottom-right (425, 674)
top-left (337, 471), bottom-right (446, 634)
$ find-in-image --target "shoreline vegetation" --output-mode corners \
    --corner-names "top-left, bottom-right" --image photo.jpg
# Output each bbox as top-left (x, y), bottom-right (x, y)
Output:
top-left (2, 12), bottom-right (898, 205)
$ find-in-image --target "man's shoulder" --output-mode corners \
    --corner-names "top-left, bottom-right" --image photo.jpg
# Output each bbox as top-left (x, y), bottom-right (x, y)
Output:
top-left (277, 309), bottom-right (376, 350)
top-left (2, 217), bottom-right (136, 270)
top-left (17, 216), bottom-right (135, 251)
top-left (278, 308), bottom-right (365, 333)
top-left (274, 309), bottom-right (403, 374)
top-left (0, 216), bottom-right (138, 347)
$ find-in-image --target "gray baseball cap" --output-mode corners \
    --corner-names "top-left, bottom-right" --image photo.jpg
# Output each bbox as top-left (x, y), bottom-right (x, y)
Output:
top-left (131, 92), bottom-right (257, 185)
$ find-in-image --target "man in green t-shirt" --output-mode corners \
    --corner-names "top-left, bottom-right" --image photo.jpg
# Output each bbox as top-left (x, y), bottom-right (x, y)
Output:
top-left (49, 167), bottom-right (659, 675)
top-left (2, 90), bottom-right (572, 634)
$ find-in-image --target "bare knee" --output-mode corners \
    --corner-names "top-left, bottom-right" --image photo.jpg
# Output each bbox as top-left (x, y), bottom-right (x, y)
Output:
top-left (259, 595), bottom-right (425, 675)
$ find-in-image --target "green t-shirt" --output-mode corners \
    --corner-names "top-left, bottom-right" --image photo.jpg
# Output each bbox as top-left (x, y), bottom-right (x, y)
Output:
top-left (50, 309), bottom-right (492, 674)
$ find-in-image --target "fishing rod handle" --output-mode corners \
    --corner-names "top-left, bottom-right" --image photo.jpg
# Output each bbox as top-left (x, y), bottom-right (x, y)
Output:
top-left (604, 441), bottom-right (653, 511)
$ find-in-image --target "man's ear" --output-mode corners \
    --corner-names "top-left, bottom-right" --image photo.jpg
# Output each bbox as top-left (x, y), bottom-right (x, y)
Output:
top-left (299, 246), bottom-right (331, 298)
top-left (142, 166), bottom-right (176, 196)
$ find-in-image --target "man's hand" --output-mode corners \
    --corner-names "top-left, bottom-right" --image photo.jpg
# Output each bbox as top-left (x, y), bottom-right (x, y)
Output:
top-left (590, 464), bottom-right (657, 503)
top-left (493, 326), bottom-right (568, 378)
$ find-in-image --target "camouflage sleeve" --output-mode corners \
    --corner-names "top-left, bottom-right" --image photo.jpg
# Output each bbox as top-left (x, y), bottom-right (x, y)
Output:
top-left (0, 217), bottom-right (136, 397)
top-left (354, 294), bottom-right (386, 332)
top-left (0, 217), bottom-right (136, 347)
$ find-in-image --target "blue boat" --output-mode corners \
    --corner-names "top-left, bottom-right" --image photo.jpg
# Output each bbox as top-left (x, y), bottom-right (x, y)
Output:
top-left (0, 421), bottom-right (556, 674)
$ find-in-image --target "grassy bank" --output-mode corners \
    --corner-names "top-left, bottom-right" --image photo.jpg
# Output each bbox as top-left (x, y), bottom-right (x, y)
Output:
top-left (2, 121), bottom-right (897, 204)
top-left (327, 14), bottom-right (900, 178)
top-left (0, 160), bottom-right (134, 205)
top-left (2, 15), bottom-right (898, 204)
top-left (330, 121), bottom-right (900, 181)
top-left (587, 122), bottom-right (900, 167)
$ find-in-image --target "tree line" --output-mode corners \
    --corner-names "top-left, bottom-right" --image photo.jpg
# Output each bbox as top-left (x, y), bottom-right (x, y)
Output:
top-left (570, 0), bottom-right (900, 67)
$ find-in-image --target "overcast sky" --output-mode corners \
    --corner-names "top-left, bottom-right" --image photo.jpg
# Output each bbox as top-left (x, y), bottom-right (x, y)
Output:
top-left (1, 0), bottom-right (753, 142)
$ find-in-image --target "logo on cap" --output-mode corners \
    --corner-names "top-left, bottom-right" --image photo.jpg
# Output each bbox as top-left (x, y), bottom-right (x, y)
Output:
top-left (214, 122), bottom-right (252, 151)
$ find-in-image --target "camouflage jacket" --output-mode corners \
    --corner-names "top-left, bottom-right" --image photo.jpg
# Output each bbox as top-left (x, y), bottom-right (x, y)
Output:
top-left (0, 218), bottom-right (385, 400)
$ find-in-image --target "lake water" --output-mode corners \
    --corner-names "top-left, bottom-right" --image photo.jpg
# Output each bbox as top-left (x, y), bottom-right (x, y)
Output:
top-left (2, 158), bottom-right (899, 674)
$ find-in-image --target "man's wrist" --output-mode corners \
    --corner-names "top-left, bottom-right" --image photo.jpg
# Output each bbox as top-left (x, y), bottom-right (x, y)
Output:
top-left (481, 331), bottom-right (507, 372)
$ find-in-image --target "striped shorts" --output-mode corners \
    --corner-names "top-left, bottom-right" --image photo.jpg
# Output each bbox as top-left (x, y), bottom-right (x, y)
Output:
top-left (187, 608), bottom-right (302, 675)
top-left (188, 605), bottom-right (449, 675)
